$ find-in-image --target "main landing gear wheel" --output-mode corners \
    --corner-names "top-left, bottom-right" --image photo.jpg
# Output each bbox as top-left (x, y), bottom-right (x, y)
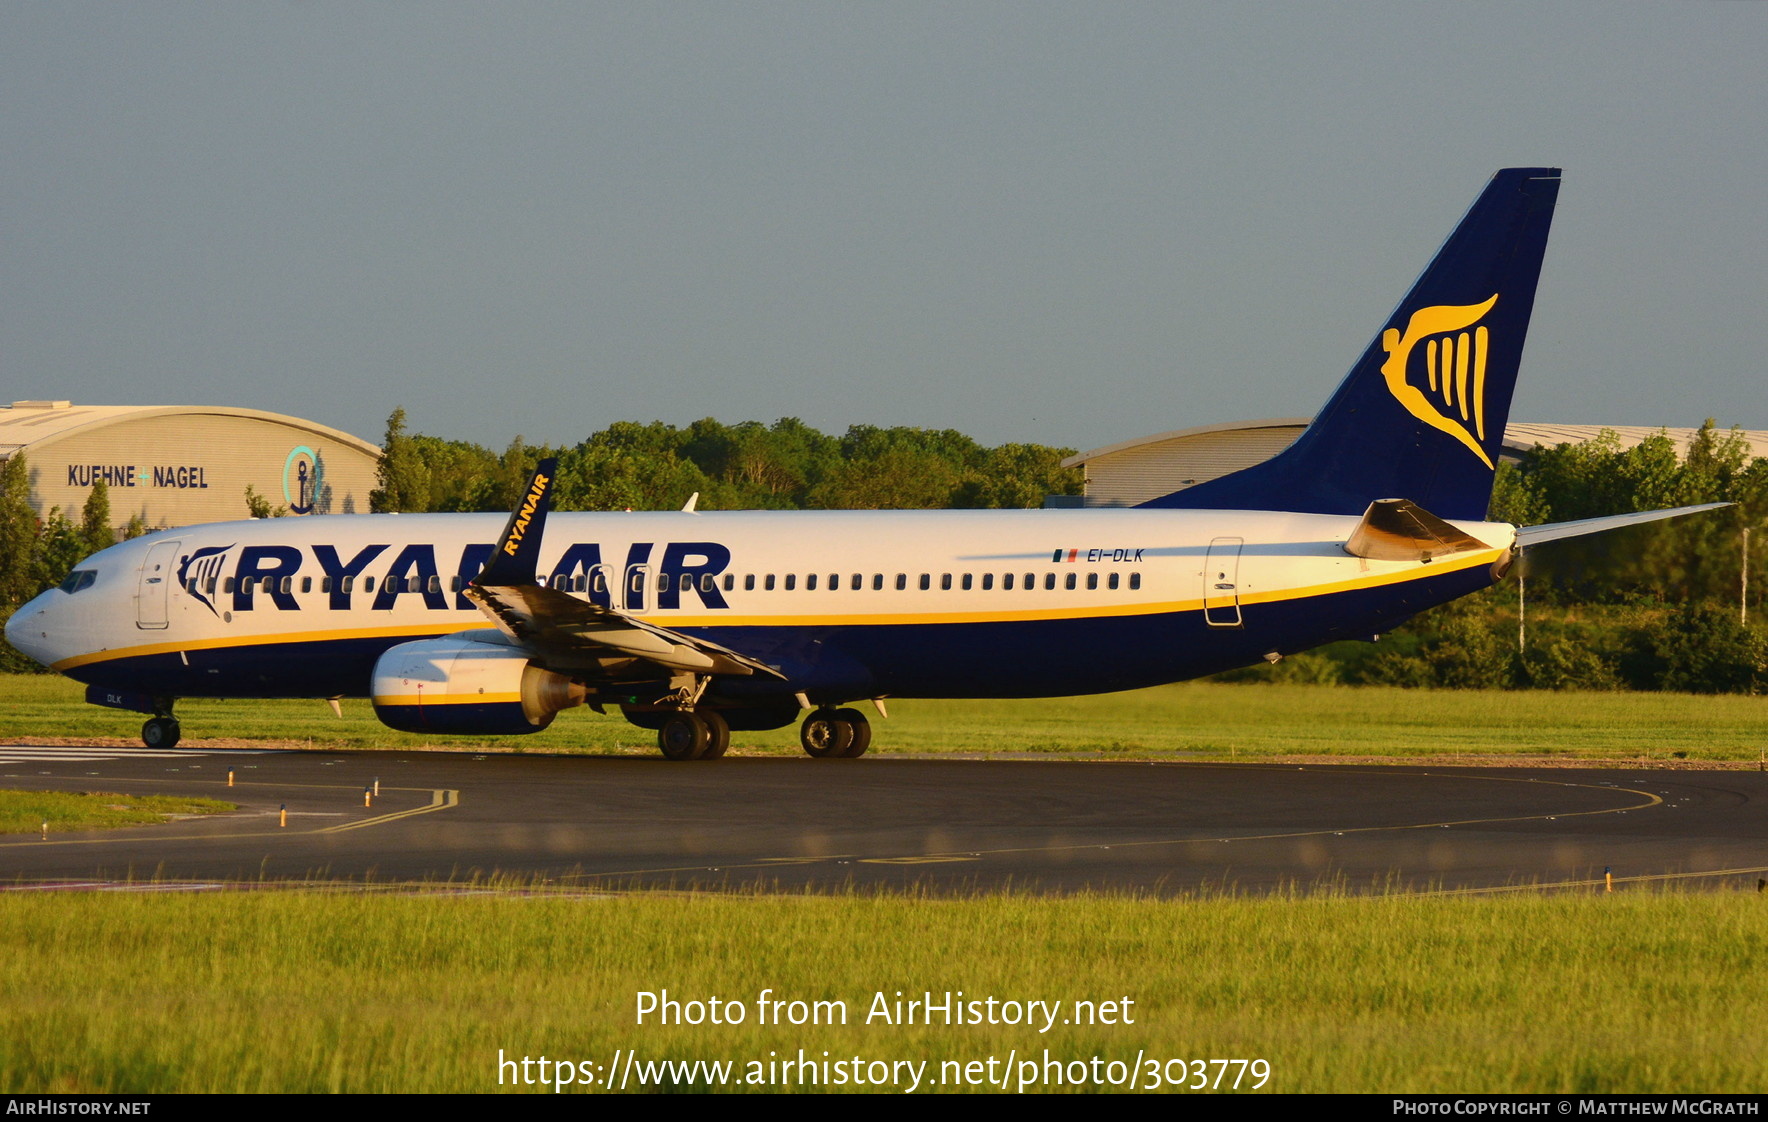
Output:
top-left (658, 711), bottom-right (730, 760)
top-left (800, 707), bottom-right (870, 758)
top-left (700, 710), bottom-right (731, 759)
top-left (141, 717), bottom-right (181, 750)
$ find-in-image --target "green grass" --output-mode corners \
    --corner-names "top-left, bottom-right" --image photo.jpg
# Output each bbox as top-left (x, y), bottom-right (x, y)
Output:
top-left (5, 672), bottom-right (1766, 761)
top-left (0, 789), bottom-right (234, 834)
top-left (1, 889), bottom-right (1763, 1093)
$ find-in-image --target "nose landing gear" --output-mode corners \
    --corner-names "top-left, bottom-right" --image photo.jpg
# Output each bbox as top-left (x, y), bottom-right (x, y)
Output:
top-left (142, 715), bottom-right (181, 750)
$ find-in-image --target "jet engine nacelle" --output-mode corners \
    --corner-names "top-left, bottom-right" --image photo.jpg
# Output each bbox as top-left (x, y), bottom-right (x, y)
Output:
top-left (371, 635), bottom-right (587, 735)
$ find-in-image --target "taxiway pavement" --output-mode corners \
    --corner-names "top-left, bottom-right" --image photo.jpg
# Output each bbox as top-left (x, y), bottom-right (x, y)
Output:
top-left (3, 746), bottom-right (1764, 894)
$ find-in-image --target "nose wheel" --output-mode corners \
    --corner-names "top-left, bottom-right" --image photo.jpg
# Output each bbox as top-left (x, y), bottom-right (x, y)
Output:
top-left (141, 716), bottom-right (181, 750)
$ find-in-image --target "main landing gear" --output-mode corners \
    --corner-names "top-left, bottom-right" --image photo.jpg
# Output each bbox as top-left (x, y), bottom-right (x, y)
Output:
top-left (649, 704), bottom-right (872, 760)
top-left (656, 710), bottom-right (731, 761)
top-left (800, 707), bottom-right (870, 759)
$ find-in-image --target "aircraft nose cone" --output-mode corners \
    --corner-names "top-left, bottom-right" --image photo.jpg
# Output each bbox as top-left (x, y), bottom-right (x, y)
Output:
top-left (4, 593), bottom-right (60, 669)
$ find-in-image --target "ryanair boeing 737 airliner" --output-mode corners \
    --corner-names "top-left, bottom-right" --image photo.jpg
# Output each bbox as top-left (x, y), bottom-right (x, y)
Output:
top-left (4, 169), bottom-right (1725, 759)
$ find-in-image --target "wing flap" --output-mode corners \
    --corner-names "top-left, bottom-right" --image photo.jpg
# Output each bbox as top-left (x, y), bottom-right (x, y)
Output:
top-left (465, 582), bottom-right (785, 679)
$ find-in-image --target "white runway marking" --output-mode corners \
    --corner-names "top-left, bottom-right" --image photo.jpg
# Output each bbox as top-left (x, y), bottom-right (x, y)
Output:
top-left (0, 746), bottom-right (280, 764)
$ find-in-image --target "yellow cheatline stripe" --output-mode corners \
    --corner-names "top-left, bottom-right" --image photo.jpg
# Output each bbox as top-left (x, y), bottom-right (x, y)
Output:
top-left (52, 620), bottom-right (485, 672)
top-left (53, 547), bottom-right (1505, 670)
top-left (371, 692), bottom-right (522, 707)
top-left (320, 788), bottom-right (459, 833)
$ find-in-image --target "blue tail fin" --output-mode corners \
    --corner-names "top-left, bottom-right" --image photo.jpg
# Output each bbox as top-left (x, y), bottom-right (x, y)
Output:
top-left (1141, 168), bottom-right (1561, 520)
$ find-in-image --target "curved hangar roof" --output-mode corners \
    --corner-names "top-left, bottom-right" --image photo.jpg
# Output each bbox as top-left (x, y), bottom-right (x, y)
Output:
top-left (0, 401), bottom-right (381, 529)
top-left (1062, 419), bottom-right (1768, 508)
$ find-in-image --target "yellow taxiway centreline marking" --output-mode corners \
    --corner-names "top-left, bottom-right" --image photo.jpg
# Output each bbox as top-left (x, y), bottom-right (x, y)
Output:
top-left (319, 788), bottom-right (458, 833)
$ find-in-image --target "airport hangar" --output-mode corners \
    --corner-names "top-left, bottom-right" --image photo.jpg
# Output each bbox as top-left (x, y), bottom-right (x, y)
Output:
top-left (1059, 419), bottom-right (1768, 507)
top-left (0, 401), bottom-right (381, 533)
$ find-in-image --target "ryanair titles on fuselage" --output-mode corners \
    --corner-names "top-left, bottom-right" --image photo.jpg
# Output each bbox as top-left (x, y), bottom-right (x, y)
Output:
top-left (177, 538), bottom-right (738, 616)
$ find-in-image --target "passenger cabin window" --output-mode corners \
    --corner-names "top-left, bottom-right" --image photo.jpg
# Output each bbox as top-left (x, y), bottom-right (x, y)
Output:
top-left (981, 574), bottom-right (993, 591)
top-left (364, 577), bottom-right (376, 593)
top-left (1108, 573), bottom-right (1119, 590)
top-left (896, 574), bottom-right (907, 590)
top-left (1087, 573), bottom-right (1099, 590)
top-left (806, 574), bottom-right (818, 591)
top-left (940, 574), bottom-right (952, 591)
top-left (723, 574), bottom-right (735, 591)
top-left (1065, 573), bottom-right (1076, 590)
top-left (1002, 574), bottom-right (1013, 590)
top-left (1044, 573), bottom-right (1056, 590)
top-left (919, 574), bottom-right (931, 590)
top-left (872, 574), bottom-right (883, 591)
top-left (1130, 573), bottom-right (1141, 590)
top-left (784, 574), bottom-right (796, 591)
top-left (765, 574), bottom-right (775, 591)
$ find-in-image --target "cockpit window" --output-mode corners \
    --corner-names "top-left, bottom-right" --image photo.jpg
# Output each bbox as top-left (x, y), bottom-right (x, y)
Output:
top-left (59, 569), bottom-right (97, 594)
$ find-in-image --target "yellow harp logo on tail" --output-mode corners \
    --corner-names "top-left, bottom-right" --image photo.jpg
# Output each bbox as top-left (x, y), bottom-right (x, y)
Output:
top-left (1379, 295), bottom-right (1499, 468)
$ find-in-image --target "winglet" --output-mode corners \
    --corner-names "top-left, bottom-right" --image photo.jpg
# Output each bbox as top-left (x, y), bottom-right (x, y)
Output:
top-left (473, 457), bottom-right (558, 588)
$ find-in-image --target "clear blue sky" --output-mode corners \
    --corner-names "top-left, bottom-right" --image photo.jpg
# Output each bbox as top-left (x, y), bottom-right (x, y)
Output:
top-left (5, 3), bottom-right (1764, 454)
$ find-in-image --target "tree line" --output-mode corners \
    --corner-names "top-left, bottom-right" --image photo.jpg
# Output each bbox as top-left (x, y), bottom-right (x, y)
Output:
top-left (0, 455), bottom-right (149, 670)
top-left (368, 410), bottom-right (1084, 516)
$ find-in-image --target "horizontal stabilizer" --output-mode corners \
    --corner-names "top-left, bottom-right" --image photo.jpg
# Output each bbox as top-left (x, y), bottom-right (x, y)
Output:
top-left (1344, 498), bottom-right (1493, 561)
top-left (1515, 503), bottom-right (1732, 548)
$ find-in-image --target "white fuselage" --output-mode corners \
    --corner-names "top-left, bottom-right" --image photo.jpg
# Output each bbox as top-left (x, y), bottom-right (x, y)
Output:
top-left (8, 506), bottom-right (1513, 702)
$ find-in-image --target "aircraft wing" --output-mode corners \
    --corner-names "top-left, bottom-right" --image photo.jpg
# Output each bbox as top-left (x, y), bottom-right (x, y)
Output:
top-left (465, 580), bottom-right (785, 678)
top-left (462, 456), bottom-right (785, 680)
top-left (1515, 502), bottom-right (1732, 548)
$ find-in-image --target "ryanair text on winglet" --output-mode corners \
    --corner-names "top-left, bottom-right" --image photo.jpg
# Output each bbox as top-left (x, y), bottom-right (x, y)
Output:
top-left (503, 472), bottom-right (551, 557)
